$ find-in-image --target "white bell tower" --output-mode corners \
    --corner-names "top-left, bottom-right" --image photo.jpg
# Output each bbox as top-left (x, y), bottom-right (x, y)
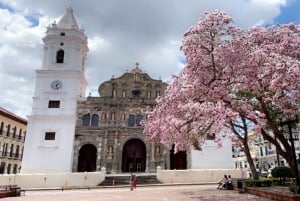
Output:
top-left (21, 7), bottom-right (88, 173)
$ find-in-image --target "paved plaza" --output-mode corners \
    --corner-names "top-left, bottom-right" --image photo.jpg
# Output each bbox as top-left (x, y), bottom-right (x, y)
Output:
top-left (1, 185), bottom-right (271, 201)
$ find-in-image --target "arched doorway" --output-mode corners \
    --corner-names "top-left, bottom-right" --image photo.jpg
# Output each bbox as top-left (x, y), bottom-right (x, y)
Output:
top-left (77, 144), bottom-right (97, 172)
top-left (170, 145), bottom-right (187, 170)
top-left (122, 139), bottom-right (146, 172)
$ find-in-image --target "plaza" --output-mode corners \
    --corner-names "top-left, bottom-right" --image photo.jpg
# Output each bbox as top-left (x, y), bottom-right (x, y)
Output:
top-left (1, 185), bottom-right (271, 201)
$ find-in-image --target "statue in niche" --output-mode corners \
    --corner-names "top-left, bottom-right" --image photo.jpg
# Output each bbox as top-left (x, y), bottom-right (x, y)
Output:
top-left (107, 145), bottom-right (114, 155)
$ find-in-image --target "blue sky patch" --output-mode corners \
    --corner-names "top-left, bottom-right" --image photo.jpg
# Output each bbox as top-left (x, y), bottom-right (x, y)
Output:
top-left (275, 0), bottom-right (300, 24)
top-left (0, 2), bottom-right (15, 13)
top-left (178, 56), bottom-right (186, 64)
top-left (25, 12), bottom-right (41, 27)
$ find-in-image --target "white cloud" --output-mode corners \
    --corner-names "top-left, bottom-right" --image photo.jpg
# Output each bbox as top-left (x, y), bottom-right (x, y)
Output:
top-left (0, 0), bottom-right (291, 118)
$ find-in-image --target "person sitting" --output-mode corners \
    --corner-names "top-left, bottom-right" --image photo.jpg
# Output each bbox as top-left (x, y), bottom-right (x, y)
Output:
top-left (224, 175), bottom-right (233, 190)
top-left (217, 175), bottom-right (228, 189)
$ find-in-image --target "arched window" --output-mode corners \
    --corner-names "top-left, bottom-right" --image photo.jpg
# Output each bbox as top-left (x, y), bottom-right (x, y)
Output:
top-left (91, 114), bottom-right (99, 126)
top-left (136, 114), bottom-right (143, 126)
top-left (56, 49), bottom-right (64, 63)
top-left (128, 114), bottom-right (135, 127)
top-left (82, 114), bottom-right (90, 126)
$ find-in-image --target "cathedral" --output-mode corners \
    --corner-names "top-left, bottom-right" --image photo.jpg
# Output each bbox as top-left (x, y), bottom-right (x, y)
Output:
top-left (21, 7), bottom-right (190, 174)
top-left (73, 64), bottom-right (174, 173)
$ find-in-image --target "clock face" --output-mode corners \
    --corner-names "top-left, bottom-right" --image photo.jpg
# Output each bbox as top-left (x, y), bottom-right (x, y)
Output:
top-left (51, 80), bottom-right (62, 90)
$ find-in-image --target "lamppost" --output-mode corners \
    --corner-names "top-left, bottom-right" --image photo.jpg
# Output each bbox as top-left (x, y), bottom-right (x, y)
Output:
top-left (280, 114), bottom-right (299, 194)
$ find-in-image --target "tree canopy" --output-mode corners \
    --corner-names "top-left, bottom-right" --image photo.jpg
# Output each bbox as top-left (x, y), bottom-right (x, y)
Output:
top-left (143, 10), bottom-right (300, 175)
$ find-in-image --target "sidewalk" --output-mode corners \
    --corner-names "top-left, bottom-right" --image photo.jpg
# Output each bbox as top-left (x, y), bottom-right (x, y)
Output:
top-left (1, 185), bottom-right (271, 201)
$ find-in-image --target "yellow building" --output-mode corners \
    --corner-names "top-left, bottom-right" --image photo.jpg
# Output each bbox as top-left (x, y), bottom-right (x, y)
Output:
top-left (0, 107), bottom-right (27, 174)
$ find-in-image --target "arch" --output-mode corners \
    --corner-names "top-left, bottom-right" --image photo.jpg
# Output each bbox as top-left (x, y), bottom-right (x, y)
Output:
top-left (82, 114), bottom-right (90, 126)
top-left (170, 144), bottom-right (187, 170)
top-left (128, 114), bottom-right (135, 127)
top-left (122, 139), bottom-right (146, 172)
top-left (77, 144), bottom-right (97, 172)
top-left (56, 49), bottom-right (64, 63)
top-left (91, 114), bottom-right (99, 126)
top-left (136, 114), bottom-right (143, 126)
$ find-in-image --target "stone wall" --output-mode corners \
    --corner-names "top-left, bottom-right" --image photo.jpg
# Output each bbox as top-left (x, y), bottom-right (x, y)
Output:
top-left (0, 171), bottom-right (105, 189)
top-left (156, 167), bottom-right (247, 184)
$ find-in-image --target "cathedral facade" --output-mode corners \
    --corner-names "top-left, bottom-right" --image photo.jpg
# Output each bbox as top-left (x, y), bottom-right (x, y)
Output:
top-left (72, 65), bottom-right (171, 173)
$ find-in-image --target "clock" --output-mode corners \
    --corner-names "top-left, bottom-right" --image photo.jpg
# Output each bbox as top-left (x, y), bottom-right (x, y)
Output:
top-left (50, 80), bottom-right (62, 90)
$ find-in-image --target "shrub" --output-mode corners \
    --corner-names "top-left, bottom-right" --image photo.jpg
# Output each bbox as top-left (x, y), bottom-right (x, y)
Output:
top-left (271, 166), bottom-right (293, 179)
top-left (244, 179), bottom-right (272, 187)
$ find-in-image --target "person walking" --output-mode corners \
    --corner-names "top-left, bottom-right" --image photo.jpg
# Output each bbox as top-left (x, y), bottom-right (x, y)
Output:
top-left (129, 172), bottom-right (137, 191)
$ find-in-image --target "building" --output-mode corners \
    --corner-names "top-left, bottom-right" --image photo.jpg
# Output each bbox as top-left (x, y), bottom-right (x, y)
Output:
top-left (232, 129), bottom-right (300, 177)
top-left (21, 7), bottom-right (234, 174)
top-left (0, 107), bottom-right (27, 174)
top-left (73, 64), bottom-right (170, 173)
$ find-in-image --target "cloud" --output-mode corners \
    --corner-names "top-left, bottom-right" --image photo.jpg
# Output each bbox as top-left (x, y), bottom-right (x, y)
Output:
top-left (0, 0), bottom-right (295, 118)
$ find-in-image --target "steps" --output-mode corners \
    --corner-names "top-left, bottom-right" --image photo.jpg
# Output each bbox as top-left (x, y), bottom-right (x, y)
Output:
top-left (98, 174), bottom-right (161, 187)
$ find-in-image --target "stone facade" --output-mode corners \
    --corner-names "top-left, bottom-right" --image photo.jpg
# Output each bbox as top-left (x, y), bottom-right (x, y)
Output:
top-left (73, 64), bottom-right (168, 173)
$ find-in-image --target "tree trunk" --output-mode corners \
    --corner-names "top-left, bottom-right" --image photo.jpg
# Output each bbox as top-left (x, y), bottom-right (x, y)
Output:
top-left (242, 140), bottom-right (259, 180)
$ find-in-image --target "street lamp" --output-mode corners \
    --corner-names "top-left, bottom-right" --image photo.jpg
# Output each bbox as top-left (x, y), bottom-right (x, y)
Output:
top-left (280, 114), bottom-right (299, 194)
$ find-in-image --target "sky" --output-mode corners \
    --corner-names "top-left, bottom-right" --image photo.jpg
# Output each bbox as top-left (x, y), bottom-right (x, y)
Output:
top-left (0, 0), bottom-right (299, 119)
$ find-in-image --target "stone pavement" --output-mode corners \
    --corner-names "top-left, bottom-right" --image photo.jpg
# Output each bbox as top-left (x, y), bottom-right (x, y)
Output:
top-left (1, 185), bottom-right (271, 201)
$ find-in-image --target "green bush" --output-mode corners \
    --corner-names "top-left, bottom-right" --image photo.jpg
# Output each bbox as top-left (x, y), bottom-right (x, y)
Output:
top-left (244, 179), bottom-right (272, 187)
top-left (271, 166), bottom-right (293, 179)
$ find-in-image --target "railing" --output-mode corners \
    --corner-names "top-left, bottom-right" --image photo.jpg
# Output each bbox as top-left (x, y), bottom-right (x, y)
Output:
top-left (0, 152), bottom-right (22, 160)
top-left (0, 132), bottom-right (25, 142)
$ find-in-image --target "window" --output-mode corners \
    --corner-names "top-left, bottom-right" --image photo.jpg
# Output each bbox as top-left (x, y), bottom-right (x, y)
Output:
top-left (147, 91), bottom-right (151, 98)
top-left (15, 145), bottom-right (20, 158)
top-left (18, 129), bottom-right (22, 140)
top-left (60, 32), bottom-right (65, 36)
top-left (0, 162), bottom-right (5, 174)
top-left (0, 122), bottom-right (3, 134)
top-left (9, 144), bottom-right (13, 157)
top-left (136, 114), bottom-right (143, 126)
top-left (7, 164), bottom-right (11, 174)
top-left (82, 114), bottom-right (90, 126)
top-left (6, 124), bottom-right (10, 137)
top-left (132, 90), bottom-right (141, 97)
top-left (13, 164), bottom-right (18, 174)
top-left (13, 126), bottom-right (16, 138)
top-left (48, 100), bottom-right (60, 108)
top-left (128, 114), bottom-right (135, 127)
top-left (91, 114), bottom-right (99, 126)
top-left (206, 133), bottom-right (216, 140)
top-left (122, 89), bottom-right (126, 98)
top-left (56, 49), bottom-right (64, 63)
top-left (156, 91), bottom-right (160, 97)
top-left (45, 132), bottom-right (56, 140)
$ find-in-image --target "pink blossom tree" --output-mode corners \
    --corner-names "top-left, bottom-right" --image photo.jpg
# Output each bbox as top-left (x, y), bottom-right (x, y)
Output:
top-left (143, 10), bottom-right (300, 179)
